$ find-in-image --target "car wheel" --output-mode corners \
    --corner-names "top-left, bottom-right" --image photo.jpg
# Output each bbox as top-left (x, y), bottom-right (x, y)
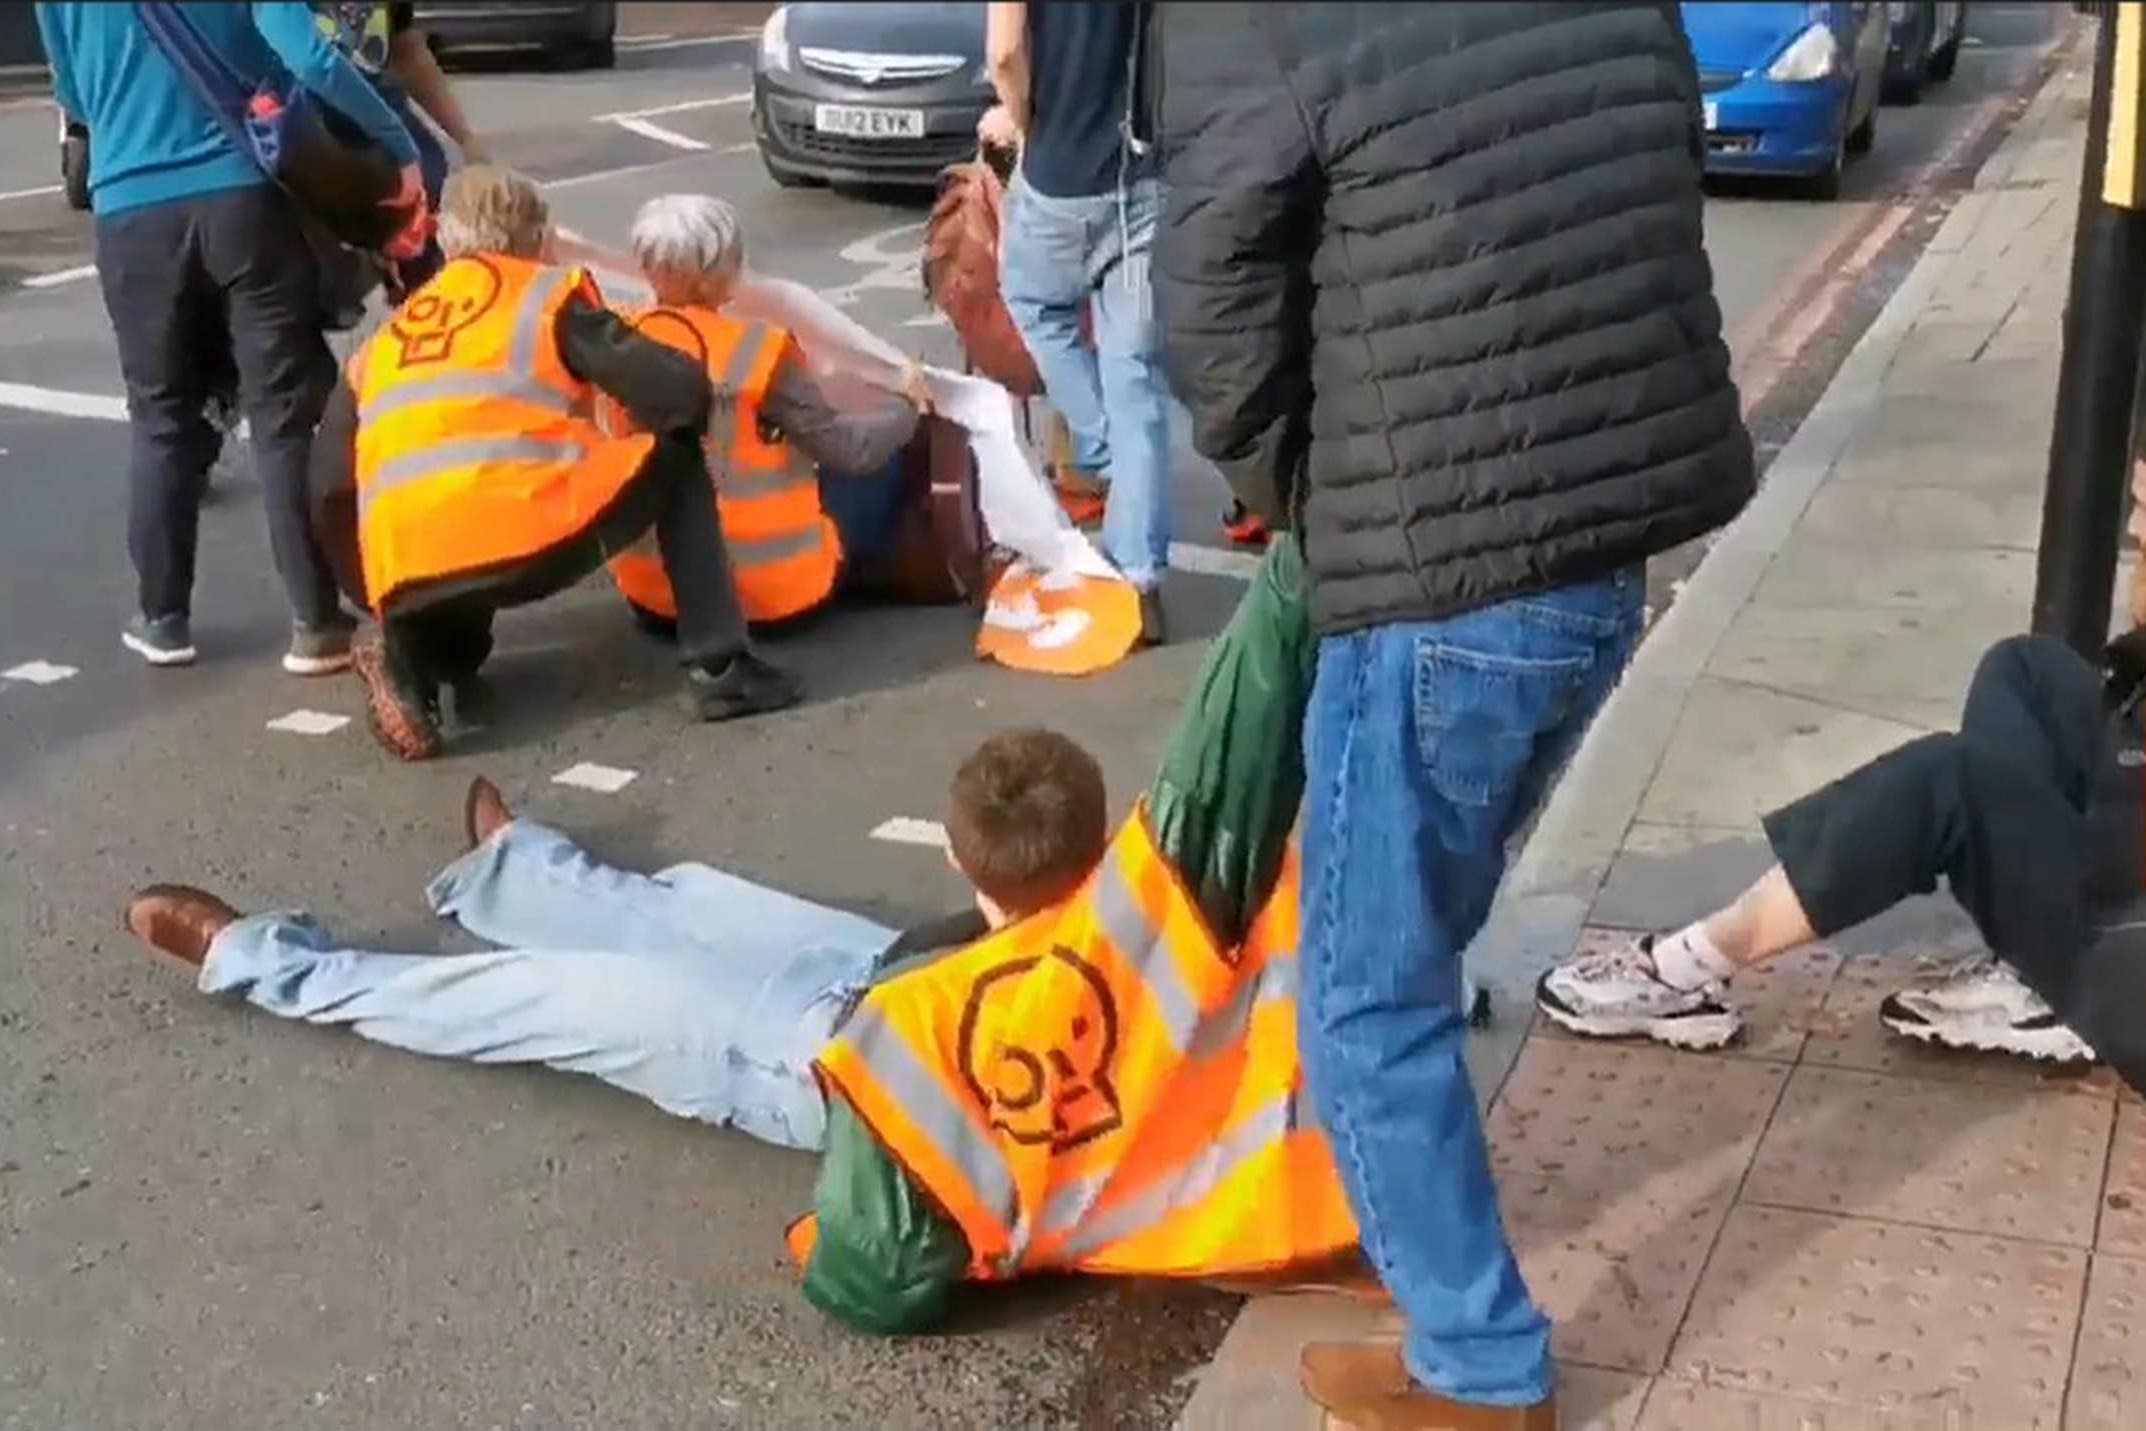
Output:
top-left (1802, 134), bottom-right (1846, 201)
top-left (1847, 99), bottom-right (1877, 155)
top-left (1928, 10), bottom-right (1964, 82)
top-left (59, 130), bottom-right (90, 213)
top-left (580, 35), bottom-right (616, 69)
top-left (1885, 3), bottom-right (1933, 103)
top-left (761, 147), bottom-right (819, 190)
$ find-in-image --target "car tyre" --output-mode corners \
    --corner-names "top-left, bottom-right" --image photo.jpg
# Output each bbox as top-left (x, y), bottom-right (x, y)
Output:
top-left (59, 129), bottom-right (90, 213)
top-left (1847, 102), bottom-right (1877, 155)
top-left (1884, 3), bottom-right (1932, 103)
top-left (580, 35), bottom-right (616, 69)
top-left (1802, 137), bottom-right (1846, 201)
top-left (1928, 13), bottom-right (1964, 83)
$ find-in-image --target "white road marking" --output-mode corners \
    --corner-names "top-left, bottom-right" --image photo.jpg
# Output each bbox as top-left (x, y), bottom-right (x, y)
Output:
top-left (617, 31), bottom-right (674, 45)
top-left (902, 311), bottom-right (951, 329)
top-left (618, 33), bottom-right (755, 53)
top-left (542, 156), bottom-right (704, 191)
top-left (265, 709), bottom-right (351, 735)
top-left (824, 221), bottom-right (927, 309)
top-left (23, 264), bottom-right (98, 289)
top-left (3, 660), bottom-right (78, 685)
top-left (553, 762), bottom-right (638, 793)
top-left (0, 183), bottom-right (62, 203)
top-left (612, 116), bottom-right (713, 151)
top-left (720, 141), bottom-right (759, 154)
top-left (871, 816), bottom-right (950, 850)
top-left (0, 382), bottom-right (127, 421)
top-left (595, 92), bottom-right (752, 124)
top-left (1167, 542), bottom-right (1260, 580)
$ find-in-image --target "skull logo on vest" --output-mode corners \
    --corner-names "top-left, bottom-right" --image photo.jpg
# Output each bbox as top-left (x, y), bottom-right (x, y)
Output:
top-left (957, 946), bottom-right (1123, 1152)
top-left (390, 260), bottom-right (505, 369)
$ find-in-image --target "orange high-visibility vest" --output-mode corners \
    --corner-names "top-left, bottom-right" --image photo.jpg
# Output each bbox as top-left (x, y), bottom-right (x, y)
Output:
top-left (350, 254), bottom-right (652, 611)
top-left (605, 306), bottom-right (842, 625)
top-left (793, 806), bottom-right (1359, 1281)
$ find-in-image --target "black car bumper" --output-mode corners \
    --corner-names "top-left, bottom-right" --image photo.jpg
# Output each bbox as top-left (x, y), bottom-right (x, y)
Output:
top-left (415, 3), bottom-right (612, 51)
top-left (754, 72), bottom-right (989, 187)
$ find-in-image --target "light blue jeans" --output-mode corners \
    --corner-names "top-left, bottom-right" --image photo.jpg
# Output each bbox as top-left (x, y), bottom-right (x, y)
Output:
top-left (1000, 174), bottom-right (1173, 590)
top-left (1301, 572), bottom-right (1644, 1406)
top-left (198, 821), bottom-right (891, 1151)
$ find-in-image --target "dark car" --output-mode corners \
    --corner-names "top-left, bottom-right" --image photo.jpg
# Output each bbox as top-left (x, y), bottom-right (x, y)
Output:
top-left (413, 1), bottom-right (616, 70)
top-left (752, 2), bottom-right (990, 189)
top-left (1884, 1), bottom-right (1968, 102)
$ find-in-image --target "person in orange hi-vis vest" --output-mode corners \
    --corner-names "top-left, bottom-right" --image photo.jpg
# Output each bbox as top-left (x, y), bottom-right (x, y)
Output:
top-left (119, 536), bottom-right (1374, 1329)
top-left (602, 194), bottom-right (945, 634)
top-left (308, 167), bottom-right (802, 761)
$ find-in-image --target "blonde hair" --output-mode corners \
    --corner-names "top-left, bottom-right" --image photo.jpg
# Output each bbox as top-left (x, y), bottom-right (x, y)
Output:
top-left (437, 165), bottom-right (550, 259)
top-left (631, 194), bottom-right (747, 292)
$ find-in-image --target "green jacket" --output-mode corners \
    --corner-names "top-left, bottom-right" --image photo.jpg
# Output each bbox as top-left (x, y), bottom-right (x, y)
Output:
top-left (800, 537), bottom-right (1316, 1333)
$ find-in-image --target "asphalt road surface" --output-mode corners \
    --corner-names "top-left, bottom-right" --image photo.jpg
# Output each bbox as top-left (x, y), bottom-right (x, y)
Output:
top-left (0, 7), bottom-right (2064, 1427)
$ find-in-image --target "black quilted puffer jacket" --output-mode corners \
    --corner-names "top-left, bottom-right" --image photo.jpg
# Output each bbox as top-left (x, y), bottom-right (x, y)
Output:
top-left (1149, 2), bottom-right (1755, 634)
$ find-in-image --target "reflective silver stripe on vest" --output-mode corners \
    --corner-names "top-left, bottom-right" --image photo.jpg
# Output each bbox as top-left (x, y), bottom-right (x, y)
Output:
top-left (358, 267), bottom-right (578, 434)
top-left (360, 370), bottom-right (577, 424)
top-left (1050, 1092), bottom-right (1295, 1261)
top-left (359, 435), bottom-right (588, 514)
top-left (837, 1002), bottom-right (1024, 1254)
top-left (1088, 855), bottom-right (1199, 1050)
top-left (689, 316), bottom-right (771, 468)
top-left (730, 525), bottom-right (826, 567)
top-left (722, 465), bottom-right (815, 502)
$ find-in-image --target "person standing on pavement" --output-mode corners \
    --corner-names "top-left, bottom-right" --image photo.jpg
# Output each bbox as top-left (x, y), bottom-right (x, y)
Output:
top-left (981, 0), bottom-right (1172, 645)
top-left (1150, 4), bottom-right (1755, 1427)
top-left (35, 1), bottom-right (428, 676)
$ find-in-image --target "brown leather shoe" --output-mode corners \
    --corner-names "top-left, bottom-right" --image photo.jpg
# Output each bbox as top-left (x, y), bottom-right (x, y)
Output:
top-left (124, 884), bottom-right (239, 968)
top-left (1300, 1342), bottom-right (1557, 1430)
top-left (463, 776), bottom-right (512, 850)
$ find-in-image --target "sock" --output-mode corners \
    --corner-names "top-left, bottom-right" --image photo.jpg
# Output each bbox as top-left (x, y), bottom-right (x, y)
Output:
top-left (1650, 924), bottom-right (1737, 990)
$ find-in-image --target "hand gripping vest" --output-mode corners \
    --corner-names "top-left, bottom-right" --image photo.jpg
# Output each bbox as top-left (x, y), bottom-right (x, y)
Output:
top-left (795, 806), bottom-right (1359, 1280)
top-left (350, 254), bottom-right (652, 610)
top-left (604, 306), bottom-right (842, 625)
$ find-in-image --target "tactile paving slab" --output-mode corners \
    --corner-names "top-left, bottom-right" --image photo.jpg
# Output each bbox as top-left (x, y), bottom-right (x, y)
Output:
top-left (1666, 1205), bottom-right (2083, 1429)
top-left (2098, 1102), bottom-right (2146, 1257)
top-left (1485, 1040), bottom-right (1788, 1372)
top-left (2066, 1254), bottom-right (2146, 1431)
top-left (1799, 954), bottom-right (2125, 1096)
top-left (1540, 929), bottom-right (1842, 1063)
top-left (1743, 1066), bottom-right (2111, 1245)
top-left (1638, 1379), bottom-right (1975, 1430)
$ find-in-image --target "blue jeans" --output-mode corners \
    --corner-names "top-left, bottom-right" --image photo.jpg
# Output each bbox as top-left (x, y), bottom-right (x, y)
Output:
top-left (819, 453), bottom-right (909, 572)
top-left (1300, 571), bottom-right (1644, 1405)
top-left (198, 821), bottom-right (891, 1151)
top-left (1000, 175), bottom-right (1172, 589)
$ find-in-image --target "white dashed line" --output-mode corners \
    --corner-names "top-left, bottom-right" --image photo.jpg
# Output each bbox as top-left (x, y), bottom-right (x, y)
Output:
top-left (23, 264), bottom-right (98, 289)
top-left (542, 157), bottom-right (702, 192)
top-left (0, 382), bottom-right (127, 422)
top-left (3, 660), bottom-right (78, 685)
top-left (594, 92), bottom-right (751, 123)
top-left (902, 311), bottom-right (951, 329)
top-left (553, 762), bottom-right (639, 794)
top-left (0, 182), bottom-right (62, 203)
top-left (870, 816), bottom-right (949, 850)
top-left (1167, 542), bottom-right (1260, 581)
top-left (265, 710), bottom-right (351, 735)
top-left (611, 116), bottom-right (713, 151)
top-left (617, 33), bottom-right (755, 53)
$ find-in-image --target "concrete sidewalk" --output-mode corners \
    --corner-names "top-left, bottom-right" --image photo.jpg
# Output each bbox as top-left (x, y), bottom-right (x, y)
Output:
top-left (1181, 44), bottom-right (2132, 1431)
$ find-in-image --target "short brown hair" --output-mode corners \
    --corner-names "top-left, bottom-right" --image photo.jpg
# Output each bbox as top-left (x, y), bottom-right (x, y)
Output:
top-left (946, 729), bottom-right (1109, 917)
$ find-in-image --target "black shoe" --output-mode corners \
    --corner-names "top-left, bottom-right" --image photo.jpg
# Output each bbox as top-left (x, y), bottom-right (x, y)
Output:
top-left (687, 653), bottom-right (802, 723)
top-left (1137, 588), bottom-right (1167, 649)
top-left (283, 617), bottom-right (356, 676)
top-left (122, 613), bottom-right (197, 668)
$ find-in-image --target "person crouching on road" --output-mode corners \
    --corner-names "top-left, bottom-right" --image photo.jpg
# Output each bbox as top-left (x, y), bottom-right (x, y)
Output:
top-left (608, 194), bottom-right (934, 633)
top-left (311, 166), bottom-right (800, 761)
top-left (121, 537), bottom-right (1367, 1332)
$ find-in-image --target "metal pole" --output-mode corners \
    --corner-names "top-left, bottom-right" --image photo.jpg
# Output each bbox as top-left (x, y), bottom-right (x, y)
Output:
top-left (2034, 4), bottom-right (2146, 654)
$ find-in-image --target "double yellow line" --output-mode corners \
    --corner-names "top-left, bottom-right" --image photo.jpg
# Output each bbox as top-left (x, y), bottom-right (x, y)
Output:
top-left (2105, 2), bottom-right (2146, 206)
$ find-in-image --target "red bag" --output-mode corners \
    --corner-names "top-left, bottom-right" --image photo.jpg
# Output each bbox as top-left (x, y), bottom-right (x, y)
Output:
top-left (922, 155), bottom-right (1043, 397)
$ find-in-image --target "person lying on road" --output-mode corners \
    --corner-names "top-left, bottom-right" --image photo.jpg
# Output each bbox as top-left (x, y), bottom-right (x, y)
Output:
top-left (311, 165), bottom-right (801, 761)
top-left (608, 194), bottom-right (978, 635)
top-left (122, 538), bottom-right (1371, 1332)
top-left (1538, 628), bottom-right (2146, 1095)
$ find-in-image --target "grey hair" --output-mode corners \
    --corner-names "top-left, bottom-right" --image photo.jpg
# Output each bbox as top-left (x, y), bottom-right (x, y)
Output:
top-left (437, 165), bottom-right (549, 259)
top-left (631, 194), bottom-right (747, 285)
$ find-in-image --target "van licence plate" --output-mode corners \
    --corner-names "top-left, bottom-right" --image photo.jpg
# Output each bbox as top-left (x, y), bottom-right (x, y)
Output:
top-left (813, 104), bottom-right (925, 139)
top-left (1703, 101), bottom-right (1718, 131)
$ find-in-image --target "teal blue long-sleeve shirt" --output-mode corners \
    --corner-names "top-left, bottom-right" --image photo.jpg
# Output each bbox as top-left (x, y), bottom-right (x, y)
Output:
top-left (35, 2), bottom-right (418, 216)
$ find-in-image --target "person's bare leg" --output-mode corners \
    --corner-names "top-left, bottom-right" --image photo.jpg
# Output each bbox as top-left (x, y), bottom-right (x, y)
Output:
top-left (1654, 865), bottom-right (1821, 983)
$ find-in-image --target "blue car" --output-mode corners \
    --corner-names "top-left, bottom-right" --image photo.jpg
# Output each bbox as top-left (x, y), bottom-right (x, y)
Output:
top-left (1682, 2), bottom-right (1891, 198)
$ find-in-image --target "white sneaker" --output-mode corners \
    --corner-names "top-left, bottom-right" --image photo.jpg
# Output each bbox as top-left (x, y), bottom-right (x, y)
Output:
top-left (1878, 957), bottom-right (2096, 1063)
top-left (1535, 935), bottom-right (1744, 1050)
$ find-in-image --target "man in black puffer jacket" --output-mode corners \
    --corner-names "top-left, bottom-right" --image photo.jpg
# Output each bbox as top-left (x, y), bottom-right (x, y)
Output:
top-left (1150, 5), bottom-right (1753, 1427)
